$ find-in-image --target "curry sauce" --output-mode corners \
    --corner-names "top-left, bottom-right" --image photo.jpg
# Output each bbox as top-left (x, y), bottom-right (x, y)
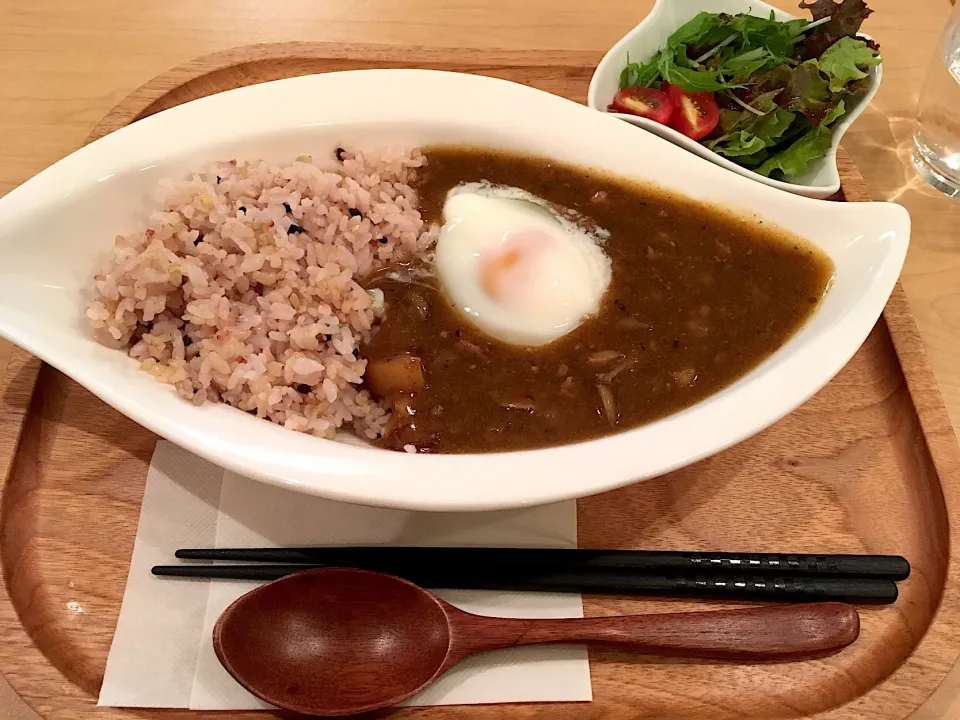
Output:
top-left (361, 147), bottom-right (834, 453)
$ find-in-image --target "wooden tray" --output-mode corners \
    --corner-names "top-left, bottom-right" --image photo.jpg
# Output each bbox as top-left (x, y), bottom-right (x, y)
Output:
top-left (1, 42), bottom-right (959, 720)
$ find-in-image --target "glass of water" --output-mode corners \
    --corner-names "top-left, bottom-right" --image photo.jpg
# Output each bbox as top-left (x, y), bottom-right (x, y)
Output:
top-left (913, 2), bottom-right (960, 197)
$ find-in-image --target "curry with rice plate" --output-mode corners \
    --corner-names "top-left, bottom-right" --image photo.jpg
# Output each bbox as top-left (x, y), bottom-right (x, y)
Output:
top-left (87, 144), bottom-right (832, 455)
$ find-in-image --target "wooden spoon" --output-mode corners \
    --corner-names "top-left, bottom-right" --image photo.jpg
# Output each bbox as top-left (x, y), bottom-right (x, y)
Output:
top-left (213, 567), bottom-right (860, 716)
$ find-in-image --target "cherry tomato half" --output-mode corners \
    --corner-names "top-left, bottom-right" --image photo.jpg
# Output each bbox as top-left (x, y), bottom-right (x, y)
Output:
top-left (663, 84), bottom-right (720, 141)
top-left (609, 87), bottom-right (674, 125)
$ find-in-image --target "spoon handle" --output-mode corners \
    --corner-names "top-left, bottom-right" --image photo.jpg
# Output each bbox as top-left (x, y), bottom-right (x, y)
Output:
top-left (450, 602), bottom-right (859, 661)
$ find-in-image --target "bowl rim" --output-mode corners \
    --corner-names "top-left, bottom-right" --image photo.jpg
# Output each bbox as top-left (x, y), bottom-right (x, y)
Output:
top-left (586, 0), bottom-right (882, 199)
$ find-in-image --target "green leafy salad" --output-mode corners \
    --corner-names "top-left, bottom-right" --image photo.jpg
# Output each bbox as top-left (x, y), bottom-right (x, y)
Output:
top-left (611, 0), bottom-right (881, 179)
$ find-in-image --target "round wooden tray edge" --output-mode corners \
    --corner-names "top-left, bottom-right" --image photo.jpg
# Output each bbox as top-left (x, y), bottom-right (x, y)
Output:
top-left (91, 41), bottom-right (605, 143)
top-left (863, 293), bottom-right (960, 719)
top-left (1, 43), bottom-right (959, 720)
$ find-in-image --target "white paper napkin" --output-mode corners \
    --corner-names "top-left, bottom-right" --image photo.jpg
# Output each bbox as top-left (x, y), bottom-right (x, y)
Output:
top-left (99, 441), bottom-right (592, 709)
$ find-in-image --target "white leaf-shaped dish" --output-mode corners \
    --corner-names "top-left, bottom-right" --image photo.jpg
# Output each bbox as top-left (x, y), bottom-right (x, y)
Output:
top-left (0, 70), bottom-right (908, 510)
top-left (587, 0), bottom-right (881, 199)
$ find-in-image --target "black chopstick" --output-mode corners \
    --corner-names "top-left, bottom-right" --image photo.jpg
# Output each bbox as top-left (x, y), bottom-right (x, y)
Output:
top-left (151, 563), bottom-right (899, 604)
top-left (173, 547), bottom-right (910, 580)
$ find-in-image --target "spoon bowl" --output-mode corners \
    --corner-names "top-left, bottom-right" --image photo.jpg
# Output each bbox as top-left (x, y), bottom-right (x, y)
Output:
top-left (215, 568), bottom-right (451, 714)
top-left (214, 568), bottom-right (860, 716)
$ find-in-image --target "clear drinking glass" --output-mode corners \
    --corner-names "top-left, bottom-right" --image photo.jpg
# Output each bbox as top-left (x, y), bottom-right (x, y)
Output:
top-left (913, 2), bottom-right (960, 197)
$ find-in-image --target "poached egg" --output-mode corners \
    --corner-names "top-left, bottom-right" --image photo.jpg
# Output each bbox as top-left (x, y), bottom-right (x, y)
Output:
top-left (435, 184), bottom-right (611, 346)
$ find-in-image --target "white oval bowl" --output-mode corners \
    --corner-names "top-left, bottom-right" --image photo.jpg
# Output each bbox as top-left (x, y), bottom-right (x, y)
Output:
top-left (0, 69), bottom-right (908, 511)
top-left (587, 0), bottom-right (881, 199)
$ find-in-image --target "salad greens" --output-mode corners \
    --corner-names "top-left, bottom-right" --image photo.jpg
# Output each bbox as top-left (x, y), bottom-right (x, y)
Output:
top-left (818, 36), bottom-right (882, 91)
top-left (618, 0), bottom-right (880, 179)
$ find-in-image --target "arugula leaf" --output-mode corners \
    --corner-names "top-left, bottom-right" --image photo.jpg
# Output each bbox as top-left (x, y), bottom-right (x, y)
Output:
top-left (656, 48), bottom-right (740, 91)
top-left (658, 63), bottom-right (736, 91)
top-left (798, 0), bottom-right (876, 59)
top-left (727, 12), bottom-right (780, 40)
top-left (722, 50), bottom-right (775, 78)
top-left (619, 58), bottom-right (660, 89)
top-left (782, 18), bottom-right (812, 37)
top-left (618, 13), bottom-right (735, 90)
top-left (667, 12), bottom-right (726, 47)
top-left (618, 9), bottom-right (819, 92)
top-left (728, 12), bottom-right (806, 59)
top-left (818, 37), bottom-right (881, 91)
top-left (755, 122), bottom-right (833, 177)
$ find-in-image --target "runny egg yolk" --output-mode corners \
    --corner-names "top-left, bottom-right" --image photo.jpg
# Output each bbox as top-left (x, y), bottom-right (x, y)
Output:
top-left (434, 184), bottom-right (612, 346)
top-left (479, 229), bottom-right (552, 308)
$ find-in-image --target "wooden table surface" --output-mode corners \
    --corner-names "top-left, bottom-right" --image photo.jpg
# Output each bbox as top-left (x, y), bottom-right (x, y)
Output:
top-left (0, 0), bottom-right (958, 717)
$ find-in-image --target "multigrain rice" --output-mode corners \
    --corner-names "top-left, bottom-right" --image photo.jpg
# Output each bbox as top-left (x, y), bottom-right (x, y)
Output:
top-left (86, 148), bottom-right (438, 440)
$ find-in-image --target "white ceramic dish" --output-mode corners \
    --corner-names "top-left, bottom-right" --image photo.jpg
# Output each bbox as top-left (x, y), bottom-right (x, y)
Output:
top-left (587, 0), bottom-right (881, 199)
top-left (0, 69), bottom-right (908, 511)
